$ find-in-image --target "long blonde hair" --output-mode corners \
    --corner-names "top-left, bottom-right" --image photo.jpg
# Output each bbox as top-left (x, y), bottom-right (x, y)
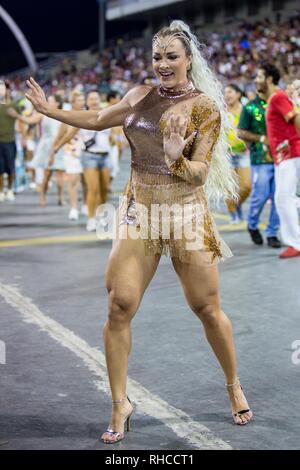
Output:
top-left (155, 20), bottom-right (238, 205)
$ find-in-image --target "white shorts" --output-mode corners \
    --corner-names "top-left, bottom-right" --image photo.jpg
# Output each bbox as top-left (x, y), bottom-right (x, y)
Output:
top-left (63, 154), bottom-right (83, 175)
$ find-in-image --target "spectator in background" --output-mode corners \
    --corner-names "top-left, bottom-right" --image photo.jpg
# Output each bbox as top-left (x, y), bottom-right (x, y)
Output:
top-left (6, 13), bottom-right (300, 98)
top-left (107, 91), bottom-right (126, 182)
top-left (262, 64), bottom-right (300, 259)
top-left (0, 80), bottom-right (21, 202)
top-left (48, 90), bottom-right (86, 219)
top-left (49, 90), bottom-right (111, 231)
top-left (13, 94), bottom-right (66, 206)
top-left (238, 71), bottom-right (281, 248)
top-left (224, 84), bottom-right (251, 223)
top-left (285, 77), bottom-right (300, 112)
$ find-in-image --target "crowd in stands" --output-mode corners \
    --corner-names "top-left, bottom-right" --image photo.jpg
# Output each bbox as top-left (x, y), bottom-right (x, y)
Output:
top-left (5, 13), bottom-right (300, 102)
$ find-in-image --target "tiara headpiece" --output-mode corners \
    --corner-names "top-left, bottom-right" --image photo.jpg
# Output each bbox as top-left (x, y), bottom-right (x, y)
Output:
top-left (152, 31), bottom-right (191, 52)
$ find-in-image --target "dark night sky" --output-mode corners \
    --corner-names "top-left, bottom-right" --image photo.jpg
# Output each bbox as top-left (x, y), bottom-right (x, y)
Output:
top-left (0, 0), bottom-right (142, 73)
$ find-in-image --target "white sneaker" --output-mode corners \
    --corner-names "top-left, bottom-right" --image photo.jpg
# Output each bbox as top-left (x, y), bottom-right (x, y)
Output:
top-left (68, 208), bottom-right (79, 220)
top-left (6, 190), bottom-right (15, 201)
top-left (29, 182), bottom-right (37, 190)
top-left (81, 204), bottom-right (88, 216)
top-left (15, 185), bottom-right (25, 193)
top-left (0, 192), bottom-right (5, 202)
top-left (86, 217), bottom-right (97, 232)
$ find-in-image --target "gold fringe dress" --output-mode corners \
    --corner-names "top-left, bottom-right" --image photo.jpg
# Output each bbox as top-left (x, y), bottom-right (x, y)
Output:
top-left (116, 83), bottom-right (233, 266)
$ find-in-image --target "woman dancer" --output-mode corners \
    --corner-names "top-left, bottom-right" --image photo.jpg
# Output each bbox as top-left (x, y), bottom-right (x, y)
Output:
top-left (224, 84), bottom-right (251, 223)
top-left (25, 20), bottom-right (253, 444)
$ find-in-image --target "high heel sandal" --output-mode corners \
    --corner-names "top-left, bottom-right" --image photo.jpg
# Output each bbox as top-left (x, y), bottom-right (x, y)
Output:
top-left (226, 377), bottom-right (253, 425)
top-left (101, 395), bottom-right (134, 444)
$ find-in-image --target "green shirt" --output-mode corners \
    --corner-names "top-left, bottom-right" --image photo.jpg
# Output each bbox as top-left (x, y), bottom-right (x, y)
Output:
top-left (0, 102), bottom-right (18, 143)
top-left (238, 96), bottom-right (274, 165)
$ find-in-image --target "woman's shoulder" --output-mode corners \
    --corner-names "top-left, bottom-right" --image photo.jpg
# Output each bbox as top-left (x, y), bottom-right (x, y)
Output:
top-left (186, 92), bottom-right (221, 130)
top-left (192, 91), bottom-right (220, 114)
top-left (125, 85), bottom-right (154, 108)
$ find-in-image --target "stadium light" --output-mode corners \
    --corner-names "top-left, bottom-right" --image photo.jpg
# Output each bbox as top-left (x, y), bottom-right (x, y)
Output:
top-left (0, 4), bottom-right (37, 73)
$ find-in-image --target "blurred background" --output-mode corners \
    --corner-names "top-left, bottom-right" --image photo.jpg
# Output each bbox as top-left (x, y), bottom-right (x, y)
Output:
top-left (1, 0), bottom-right (299, 94)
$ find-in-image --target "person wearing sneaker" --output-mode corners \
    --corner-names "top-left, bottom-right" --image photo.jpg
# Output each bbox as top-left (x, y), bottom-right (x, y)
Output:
top-left (0, 80), bottom-right (22, 202)
top-left (80, 91), bottom-right (111, 232)
top-left (50, 90), bottom-right (111, 232)
top-left (237, 73), bottom-right (281, 248)
top-left (48, 91), bottom-right (85, 218)
top-left (224, 84), bottom-right (252, 224)
top-left (262, 64), bottom-right (300, 259)
top-left (26, 21), bottom-right (254, 443)
top-left (12, 94), bottom-right (67, 207)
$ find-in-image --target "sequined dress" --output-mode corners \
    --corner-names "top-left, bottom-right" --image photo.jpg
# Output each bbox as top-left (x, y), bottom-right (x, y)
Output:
top-left (116, 83), bottom-right (232, 265)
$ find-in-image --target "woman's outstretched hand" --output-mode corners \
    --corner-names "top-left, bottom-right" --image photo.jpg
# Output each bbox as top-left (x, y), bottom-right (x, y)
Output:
top-left (163, 114), bottom-right (196, 162)
top-left (25, 77), bottom-right (48, 114)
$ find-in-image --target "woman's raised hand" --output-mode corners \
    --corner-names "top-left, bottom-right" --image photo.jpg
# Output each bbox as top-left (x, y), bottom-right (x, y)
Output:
top-left (163, 114), bottom-right (196, 162)
top-left (25, 77), bottom-right (48, 114)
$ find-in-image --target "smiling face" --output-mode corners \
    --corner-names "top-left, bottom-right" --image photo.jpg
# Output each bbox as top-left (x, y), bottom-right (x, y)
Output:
top-left (255, 69), bottom-right (268, 94)
top-left (72, 95), bottom-right (85, 111)
top-left (224, 86), bottom-right (241, 107)
top-left (152, 36), bottom-right (192, 89)
top-left (86, 91), bottom-right (100, 110)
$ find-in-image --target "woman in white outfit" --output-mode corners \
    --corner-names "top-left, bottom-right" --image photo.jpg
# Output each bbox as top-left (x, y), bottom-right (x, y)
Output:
top-left (13, 94), bottom-right (65, 206)
top-left (52, 90), bottom-right (111, 230)
top-left (48, 91), bottom-right (85, 220)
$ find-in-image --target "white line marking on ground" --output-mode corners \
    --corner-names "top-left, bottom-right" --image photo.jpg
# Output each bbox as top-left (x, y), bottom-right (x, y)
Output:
top-left (0, 281), bottom-right (232, 450)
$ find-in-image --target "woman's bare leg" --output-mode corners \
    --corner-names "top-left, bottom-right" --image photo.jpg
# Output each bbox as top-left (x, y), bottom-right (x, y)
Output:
top-left (102, 225), bottom-right (161, 441)
top-left (171, 258), bottom-right (252, 424)
top-left (99, 167), bottom-right (111, 206)
top-left (56, 170), bottom-right (65, 205)
top-left (236, 167), bottom-right (251, 206)
top-left (40, 169), bottom-right (51, 206)
top-left (83, 168), bottom-right (100, 218)
top-left (81, 173), bottom-right (87, 206)
top-left (226, 166), bottom-right (251, 216)
top-left (67, 173), bottom-right (79, 210)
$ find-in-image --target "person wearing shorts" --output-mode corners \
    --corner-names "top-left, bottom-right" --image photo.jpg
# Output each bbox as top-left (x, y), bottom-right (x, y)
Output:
top-left (48, 91), bottom-right (86, 219)
top-left (51, 90), bottom-right (111, 230)
top-left (0, 80), bottom-right (20, 201)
